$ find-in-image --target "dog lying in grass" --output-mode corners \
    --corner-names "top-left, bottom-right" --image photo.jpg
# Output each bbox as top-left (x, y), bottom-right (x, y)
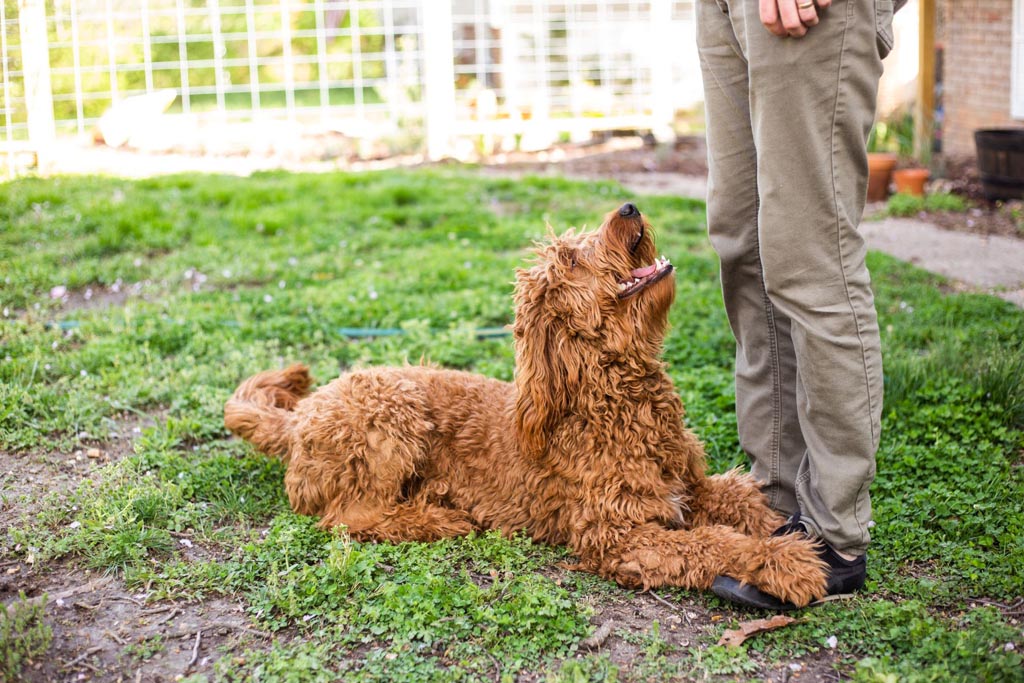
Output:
top-left (225, 203), bottom-right (827, 606)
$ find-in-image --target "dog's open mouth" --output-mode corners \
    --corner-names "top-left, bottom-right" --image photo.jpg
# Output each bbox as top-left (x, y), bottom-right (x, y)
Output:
top-left (617, 256), bottom-right (674, 299)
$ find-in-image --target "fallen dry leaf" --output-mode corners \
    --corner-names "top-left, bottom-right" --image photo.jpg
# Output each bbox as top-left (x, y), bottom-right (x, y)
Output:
top-left (718, 615), bottom-right (798, 647)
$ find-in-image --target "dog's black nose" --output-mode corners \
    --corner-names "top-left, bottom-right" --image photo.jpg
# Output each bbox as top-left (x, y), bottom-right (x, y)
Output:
top-left (619, 203), bottom-right (639, 217)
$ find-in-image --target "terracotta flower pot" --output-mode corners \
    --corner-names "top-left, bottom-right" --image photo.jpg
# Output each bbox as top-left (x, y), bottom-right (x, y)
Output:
top-left (867, 153), bottom-right (898, 202)
top-left (892, 168), bottom-right (930, 197)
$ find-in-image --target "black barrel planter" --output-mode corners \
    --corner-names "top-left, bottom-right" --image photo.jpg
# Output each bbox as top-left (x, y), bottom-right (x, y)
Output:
top-left (975, 129), bottom-right (1024, 200)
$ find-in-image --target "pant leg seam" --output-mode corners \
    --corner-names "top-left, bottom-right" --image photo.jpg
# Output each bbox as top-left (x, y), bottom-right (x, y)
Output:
top-left (828, 0), bottom-right (872, 547)
top-left (753, 192), bottom-right (784, 512)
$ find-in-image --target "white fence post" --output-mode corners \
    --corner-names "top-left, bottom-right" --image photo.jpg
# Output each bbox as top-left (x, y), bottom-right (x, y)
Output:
top-left (18, 0), bottom-right (56, 165)
top-left (422, 1), bottom-right (455, 160)
top-left (1, 1), bottom-right (13, 178)
top-left (650, 0), bottom-right (675, 142)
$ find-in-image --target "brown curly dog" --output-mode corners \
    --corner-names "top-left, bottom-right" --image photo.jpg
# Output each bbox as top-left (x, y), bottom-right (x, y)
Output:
top-left (224, 203), bottom-right (827, 606)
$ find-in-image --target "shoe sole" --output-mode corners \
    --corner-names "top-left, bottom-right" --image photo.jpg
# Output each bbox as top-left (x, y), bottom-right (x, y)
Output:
top-left (711, 576), bottom-right (800, 611)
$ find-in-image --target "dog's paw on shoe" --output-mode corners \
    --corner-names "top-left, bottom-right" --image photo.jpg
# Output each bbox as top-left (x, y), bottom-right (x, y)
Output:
top-left (712, 514), bottom-right (867, 611)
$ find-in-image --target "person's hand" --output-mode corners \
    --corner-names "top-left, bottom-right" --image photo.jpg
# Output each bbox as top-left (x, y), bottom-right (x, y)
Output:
top-left (759, 0), bottom-right (831, 37)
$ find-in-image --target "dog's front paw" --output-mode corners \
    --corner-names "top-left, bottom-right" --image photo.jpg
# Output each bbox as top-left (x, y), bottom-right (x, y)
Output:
top-left (746, 535), bottom-right (827, 607)
top-left (610, 558), bottom-right (645, 589)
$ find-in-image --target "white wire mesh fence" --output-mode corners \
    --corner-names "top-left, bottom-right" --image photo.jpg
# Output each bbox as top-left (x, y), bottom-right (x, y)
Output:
top-left (1, 0), bottom-right (701, 170)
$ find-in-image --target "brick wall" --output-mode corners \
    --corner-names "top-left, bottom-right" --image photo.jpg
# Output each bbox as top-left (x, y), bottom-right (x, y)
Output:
top-left (941, 0), bottom-right (1022, 158)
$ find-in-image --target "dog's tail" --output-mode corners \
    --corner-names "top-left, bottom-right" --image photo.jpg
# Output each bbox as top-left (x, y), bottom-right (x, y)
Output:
top-left (224, 364), bottom-right (313, 460)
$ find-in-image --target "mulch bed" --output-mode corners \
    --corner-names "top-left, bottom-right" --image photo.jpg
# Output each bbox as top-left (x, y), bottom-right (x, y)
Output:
top-left (927, 157), bottom-right (1024, 240)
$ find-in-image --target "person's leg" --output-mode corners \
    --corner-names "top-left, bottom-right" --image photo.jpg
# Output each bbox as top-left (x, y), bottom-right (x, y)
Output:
top-left (736, 0), bottom-right (888, 556)
top-left (697, 0), bottom-right (808, 519)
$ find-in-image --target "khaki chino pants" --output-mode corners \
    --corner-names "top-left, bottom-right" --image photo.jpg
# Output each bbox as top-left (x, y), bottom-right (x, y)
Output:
top-left (697, 0), bottom-right (892, 554)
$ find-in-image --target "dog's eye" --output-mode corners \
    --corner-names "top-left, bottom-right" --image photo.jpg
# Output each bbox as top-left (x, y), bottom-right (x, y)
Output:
top-left (570, 255), bottom-right (578, 270)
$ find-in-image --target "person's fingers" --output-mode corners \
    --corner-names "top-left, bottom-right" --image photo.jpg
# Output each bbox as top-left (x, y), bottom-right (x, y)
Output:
top-left (796, 0), bottom-right (820, 26)
top-left (816, 0), bottom-right (832, 8)
top-left (759, 0), bottom-right (788, 37)
top-left (777, 0), bottom-right (808, 36)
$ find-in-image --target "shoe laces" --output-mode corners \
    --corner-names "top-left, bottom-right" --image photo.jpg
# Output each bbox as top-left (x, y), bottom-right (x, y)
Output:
top-left (772, 511), bottom-right (810, 537)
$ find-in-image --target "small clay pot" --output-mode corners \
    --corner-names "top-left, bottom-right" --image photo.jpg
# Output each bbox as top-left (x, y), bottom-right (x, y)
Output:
top-left (867, 153), bottom-right (898, 202)
top-left (891, 168), bottom-right (930, 197)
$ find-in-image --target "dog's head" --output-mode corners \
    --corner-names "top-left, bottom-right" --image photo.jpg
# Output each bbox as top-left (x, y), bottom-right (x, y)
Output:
top-left (513, 203), bottom-right (675, 455)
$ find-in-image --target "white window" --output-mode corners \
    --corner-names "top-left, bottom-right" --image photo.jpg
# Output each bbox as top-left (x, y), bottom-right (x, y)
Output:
top-left (1014, 0), bottom-right (1024, 118)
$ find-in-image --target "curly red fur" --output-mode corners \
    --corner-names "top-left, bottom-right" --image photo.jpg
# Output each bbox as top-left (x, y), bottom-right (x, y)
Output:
top-left (224, 207), bottom-right (828, 606)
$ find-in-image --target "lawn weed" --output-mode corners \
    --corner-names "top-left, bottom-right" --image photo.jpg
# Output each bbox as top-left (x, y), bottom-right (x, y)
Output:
top-left (0, 594), bottom-right (53, 682)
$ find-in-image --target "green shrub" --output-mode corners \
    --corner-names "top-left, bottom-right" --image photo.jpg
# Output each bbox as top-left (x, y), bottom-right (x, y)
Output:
top-left (868, 113), bottom-right (915, 156)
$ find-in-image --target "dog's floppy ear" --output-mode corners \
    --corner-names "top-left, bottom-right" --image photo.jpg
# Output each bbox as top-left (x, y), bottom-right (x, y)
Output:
top-left (512, 265), bottom-right (582, 458)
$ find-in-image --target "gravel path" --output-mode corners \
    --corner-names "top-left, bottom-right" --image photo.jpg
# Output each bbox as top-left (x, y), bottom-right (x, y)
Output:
top-left (860, 218), bottom-right (1024, 307)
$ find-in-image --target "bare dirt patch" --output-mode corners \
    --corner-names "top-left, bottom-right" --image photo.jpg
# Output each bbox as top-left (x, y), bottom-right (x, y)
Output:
top-left (531, 571), bottom-right (846, 683)
top-left (47, 282), bottom-right (138, 314)
top-left (483, 135), bottom-right (708, 178)
top-left (475, 136), bottom-right (711, 202)
top-left (7, 567), bottom-right (265, 683)
top-left (0, 406), bottom-right (265, 683)
top-left (1, 411), bottom-right (162, 557)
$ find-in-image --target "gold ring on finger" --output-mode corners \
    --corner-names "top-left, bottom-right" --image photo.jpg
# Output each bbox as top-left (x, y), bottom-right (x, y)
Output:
top-left (797, 1), bottom-right (814, 8)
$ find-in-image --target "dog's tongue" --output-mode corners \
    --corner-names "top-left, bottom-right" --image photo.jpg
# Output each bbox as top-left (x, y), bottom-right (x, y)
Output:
top-left (630, 263), bottom-right (658, 279)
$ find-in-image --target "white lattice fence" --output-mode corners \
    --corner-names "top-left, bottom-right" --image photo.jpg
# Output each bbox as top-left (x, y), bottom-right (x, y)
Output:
top-left (1, 0), bottom-right (702, 174)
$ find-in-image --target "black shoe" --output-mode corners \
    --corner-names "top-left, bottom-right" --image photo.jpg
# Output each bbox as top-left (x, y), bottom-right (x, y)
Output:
top-left (817, 542), bottom-right (867, 596)
top-left (771, 512), bottom-right (867, 595)
top-left (711, 514), bottom-right (867, 611)
top-left (711, 575), bottom-right (802, 611)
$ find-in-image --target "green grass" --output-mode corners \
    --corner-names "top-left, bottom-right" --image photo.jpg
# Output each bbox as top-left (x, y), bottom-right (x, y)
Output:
top-left (886, 190), bottom-right (969, 217)
top-left (1, 170), bottom-right (1022, 680)
top-left (0, 594), bottom-right (52, 682)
